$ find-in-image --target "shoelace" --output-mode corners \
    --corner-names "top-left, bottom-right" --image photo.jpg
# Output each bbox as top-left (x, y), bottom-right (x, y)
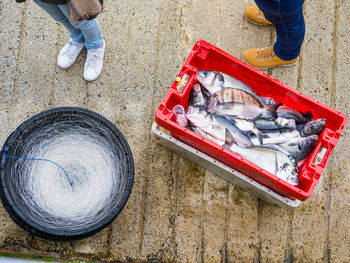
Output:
top-left (256, 8), bottom-right (266, 19)
top-left (86, 49), bottom-right (103, 69)
top-left (62, 40), bottom-right (82, 59)
top-left (255, 47), bottom-right (277, 62)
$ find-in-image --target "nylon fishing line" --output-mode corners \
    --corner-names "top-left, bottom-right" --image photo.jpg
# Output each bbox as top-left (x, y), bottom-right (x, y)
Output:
top-left (1, 147), bottom-right (73, 187)
top-left (3, 114), bottom-right (130, 232)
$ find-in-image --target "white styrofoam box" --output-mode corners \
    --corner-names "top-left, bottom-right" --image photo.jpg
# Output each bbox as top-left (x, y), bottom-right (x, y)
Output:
top-left (151, 122), bottom-right (301, 209)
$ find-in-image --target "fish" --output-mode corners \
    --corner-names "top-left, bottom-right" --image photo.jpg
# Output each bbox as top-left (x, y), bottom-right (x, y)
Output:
top-left (207, 88), bottom-right (262, 107)
top-left (259, 96), bottom-right (275, 105)
top-left (196, 70), bottom-right (225, 95)
top-left (296, 119), bottom-right (327, 137)
top-left (224, 129), bottom-right (299, 185)
top-left (186, 106), bottom-right (225, 143)
top-left (250, 129), bottom-right (301, 145)
top-left (279, 135), bottom-right (319, 161)
top-left (211, 114), bottom-right (253, 147)
top-left (186, 106), bottom-right (252, 147)
top-left (191, 126), bottom-right (225, 146)
top-left (254, 117), bottom-right (296, 131)
top-left (277, 106), bottom-right (314, 124)
top-left (196, 70), bottom-right (257, 96)
top-left (207, 88), bottom-right (281, 121)
top-left (226, 116), bottom-right (268, 144)
top-left (276, 162), bottom-right (299, 185)
top-left (189, 83), bottom-right (208, 108)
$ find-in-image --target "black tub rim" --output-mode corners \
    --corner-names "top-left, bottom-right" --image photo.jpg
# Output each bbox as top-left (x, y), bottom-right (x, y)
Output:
top-left (0, 106), bottom-right (134, 241)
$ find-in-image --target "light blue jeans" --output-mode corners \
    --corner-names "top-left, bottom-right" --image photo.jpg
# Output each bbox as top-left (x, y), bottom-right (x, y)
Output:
top-left (33, 0), bottom-right (103, 49)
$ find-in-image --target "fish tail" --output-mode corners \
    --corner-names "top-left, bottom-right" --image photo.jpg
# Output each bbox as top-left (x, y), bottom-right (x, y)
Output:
top-left (224, 128), bottom-right (235, 148)
top-left (303, 111), bottom-right (314, 122)
top-left (267, 103), bottom-right (283, 119)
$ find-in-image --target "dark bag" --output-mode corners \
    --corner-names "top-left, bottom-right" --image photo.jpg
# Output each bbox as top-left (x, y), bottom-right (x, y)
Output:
top-left (66, 0), bottom-right (103, 22)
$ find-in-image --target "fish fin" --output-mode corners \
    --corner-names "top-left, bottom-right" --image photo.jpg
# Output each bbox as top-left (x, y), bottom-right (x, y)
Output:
top-left (267, 103), bottom-right (283, 119)
top-left (255, 131), bottom-right (268, 145)
top-left (251, 113), bottom-right (263, 122)
top-left (207, 97), bottom-right (218, 113)
top-left (296, 123), bottom-right (306, 134)
top-left (274, 151), bottom-right (278, 175)
top-left (224, 128), bottom-right (235, 148)
top-left (218, 72), bottom-right (225, 82)
top-left (226, 117), bottom-right (237, 125)
top-left (303, 111), bottom-right (314, 122)
top-left (201, 86), bottom-right (211, 98)
top-left (287, 141), bottom-right (299, 147)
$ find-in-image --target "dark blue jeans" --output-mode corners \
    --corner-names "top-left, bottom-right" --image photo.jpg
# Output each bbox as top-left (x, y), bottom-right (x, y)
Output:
top-left (254, 0), bottom-right (305, 60)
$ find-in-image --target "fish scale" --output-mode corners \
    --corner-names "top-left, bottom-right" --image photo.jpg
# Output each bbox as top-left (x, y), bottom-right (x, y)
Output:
top-left (213, 88), bottom-right (263, 106)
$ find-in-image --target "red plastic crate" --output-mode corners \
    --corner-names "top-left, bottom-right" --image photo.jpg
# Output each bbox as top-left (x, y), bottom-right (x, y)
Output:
top-left (154, 40), bottom-right (348, 201)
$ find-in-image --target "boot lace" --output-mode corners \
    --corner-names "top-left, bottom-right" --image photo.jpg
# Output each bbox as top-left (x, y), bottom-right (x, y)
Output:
top-left (255, 47), bottom-right (277, 62)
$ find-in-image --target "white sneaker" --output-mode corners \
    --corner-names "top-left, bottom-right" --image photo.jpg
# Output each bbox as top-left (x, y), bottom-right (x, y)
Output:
top-left (57, 39), bottom-right (84, 69)
top-left (83, 39), bottom-right (105, 81)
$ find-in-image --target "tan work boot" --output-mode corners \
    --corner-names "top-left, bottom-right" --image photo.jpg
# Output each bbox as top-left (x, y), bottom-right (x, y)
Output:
top-left (245, 5), bottom-right (273, 25)
top-left (244, 46), bottom-right (298, 69)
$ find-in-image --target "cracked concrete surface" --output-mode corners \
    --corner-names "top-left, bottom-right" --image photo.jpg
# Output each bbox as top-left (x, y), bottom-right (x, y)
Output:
top-left (0, 0), bottom-right (349, 262)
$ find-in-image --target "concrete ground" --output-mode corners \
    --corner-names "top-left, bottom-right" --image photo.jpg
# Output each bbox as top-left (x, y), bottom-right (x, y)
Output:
top-left (0, 0), bottom-right (349, 262)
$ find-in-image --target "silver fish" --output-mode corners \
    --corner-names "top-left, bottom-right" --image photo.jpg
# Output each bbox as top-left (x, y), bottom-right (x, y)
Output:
top-left (297, 119), bottom-right (326, 137)
top-left (189, 83), bottom-right (208, 108)
top-left (250, 130), bottom-right (301, 145)
top-left (186, 106), bottom-right (225, 144)
top-left (192, 126), bottom-right (225, 146)
top-left (279, 135), bottom-right (319, 161)
top-left (277, 106), bottom-right (313, 124)
top-left (186, 106), bottom-right (252, 147)
top-left (197, 70), bottom-right (256, 96)
top-left (210, 102), bottom-right (281, 122)
top-left (211, 114), bottom-right (253, 147)
top-left (254, 117), bottom-right (296, 131)
top-left (224, 129), bottom-right (299, 185)
top-left (226, 116), bottom-right (268, 144)
top-left (207, 88), bottom-right (281, 120)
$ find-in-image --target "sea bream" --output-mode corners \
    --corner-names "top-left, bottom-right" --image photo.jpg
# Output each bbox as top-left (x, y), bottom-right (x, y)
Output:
top-left (224, 129), bottom-right (299, 185)
top-left (196, 70), bottom-right (274, 105)
top-left (196, 70), bottom-right (255, 95)
top-left (186, 106), bottom-right (252, 147)
top-left (207, 88), bottom-right (281, 121)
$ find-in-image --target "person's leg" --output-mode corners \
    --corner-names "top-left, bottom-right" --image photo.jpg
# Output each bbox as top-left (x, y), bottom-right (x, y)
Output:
top-left (56, 4), bottom-right (104, 81)
top-left (57, 4), bottom-right (103, 49)
top-left (32, 0), bottom-right (84, 44)
top-left (254, 0), bottom-right (305, 60)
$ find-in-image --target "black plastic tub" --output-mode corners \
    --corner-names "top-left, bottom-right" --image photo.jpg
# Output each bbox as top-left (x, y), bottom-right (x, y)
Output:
top-left (0, 107), bottom-right (134, 241)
